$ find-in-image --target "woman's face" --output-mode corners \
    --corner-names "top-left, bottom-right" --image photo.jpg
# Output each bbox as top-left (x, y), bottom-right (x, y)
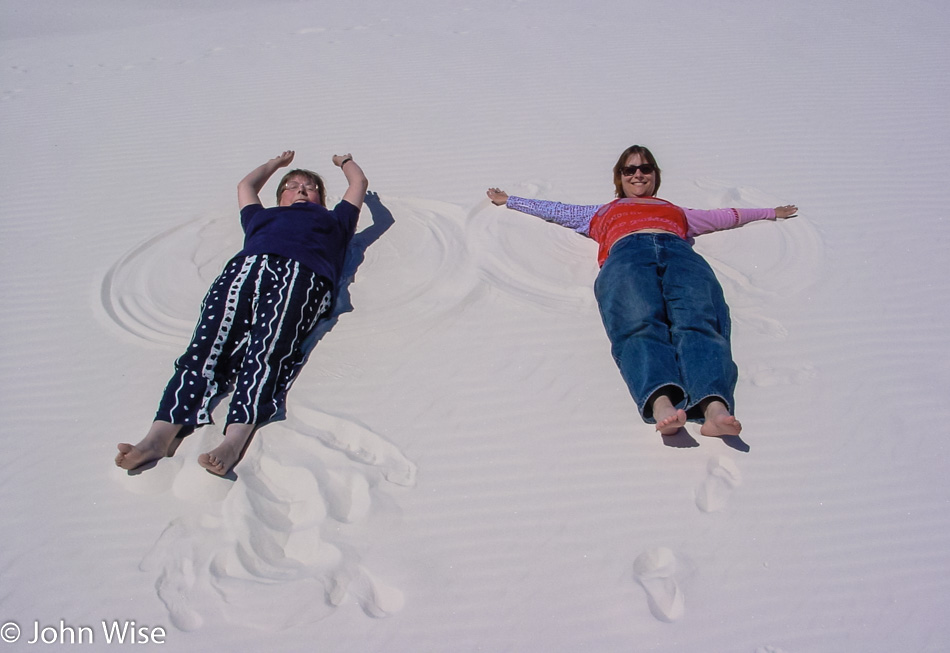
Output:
top-left (620, 153), bottom-right (657, 198)
top-left (278, 175), bottom-right (323, 207)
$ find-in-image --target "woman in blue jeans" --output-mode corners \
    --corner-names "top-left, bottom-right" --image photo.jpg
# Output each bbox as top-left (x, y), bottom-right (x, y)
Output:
top-left (488, 145), bottom-right (796, 437)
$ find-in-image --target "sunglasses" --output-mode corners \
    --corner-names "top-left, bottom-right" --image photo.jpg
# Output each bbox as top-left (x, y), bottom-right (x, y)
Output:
top-left (620, 164), bottom-right (656, 176)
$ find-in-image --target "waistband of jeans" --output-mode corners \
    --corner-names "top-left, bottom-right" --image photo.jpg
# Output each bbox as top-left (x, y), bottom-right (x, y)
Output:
top-left (611, 229), bottom-right (686, 248)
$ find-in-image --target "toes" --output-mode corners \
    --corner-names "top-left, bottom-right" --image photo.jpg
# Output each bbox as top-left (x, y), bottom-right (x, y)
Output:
top-left (700, 415), bottom-right (742, 437)
top-left (655, 410), bottom-right (687, 432)
top-left (115, 444), bottom-right (139, 468)
top-left (198, 452), bottom-right (229, 475)
top-left (721, 416), bottom-right (742, 434)
top-left (115, 443), bottom-right (133, 465)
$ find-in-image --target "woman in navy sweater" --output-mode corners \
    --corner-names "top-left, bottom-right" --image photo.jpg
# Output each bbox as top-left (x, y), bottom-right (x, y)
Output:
top-left (116, 150), bottom-right (368, 475)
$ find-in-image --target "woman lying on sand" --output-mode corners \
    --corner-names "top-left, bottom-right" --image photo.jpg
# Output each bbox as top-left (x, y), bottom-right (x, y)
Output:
top-left (487, 145), bottom-right (796, 437)
top-left (116, 150), bottom-right (368, 475)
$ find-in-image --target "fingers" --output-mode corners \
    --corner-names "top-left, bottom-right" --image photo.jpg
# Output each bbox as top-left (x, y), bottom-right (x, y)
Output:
top-left (486, 188), bottom-right (508, 206)
top-left (332, 153), bottom-right (355, 167)
top-left (775, 204), bottom-right (798, 218)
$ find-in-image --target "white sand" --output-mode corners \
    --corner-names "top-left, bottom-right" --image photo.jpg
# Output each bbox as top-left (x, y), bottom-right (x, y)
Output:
top-left (2, 1), bottom-right (950, 650)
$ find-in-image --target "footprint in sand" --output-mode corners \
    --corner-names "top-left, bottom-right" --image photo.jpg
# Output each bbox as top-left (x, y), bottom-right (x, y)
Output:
top-left (140, 515), bottom-right (219, 632)
top-left (349, 566), bottom-right (406, 617)
top-left (695, 455), bottom-right (743, 513)
top-left (138, 406), bottom-right (413, 630)
top-left (633, 547), bottom-right (686, 623)
top-left (748, 363), bottom-right (816, 388)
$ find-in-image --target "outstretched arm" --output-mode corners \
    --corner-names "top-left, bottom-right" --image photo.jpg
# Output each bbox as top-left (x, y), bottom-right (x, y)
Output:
top-left (485, 187), bottom-right (599, 235)
top-left (332, 153), bottom-right (369, 210)
top-left (685, 203), bottom-right (799, 237)
top-left (238, 150), bottom-right (296, 209)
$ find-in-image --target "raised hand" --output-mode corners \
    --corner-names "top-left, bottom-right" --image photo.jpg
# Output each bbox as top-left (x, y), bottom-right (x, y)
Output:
top-left (332, 153), bottom-right (354, 167)
top-left (238, 150), bottom-right (297, 209)
top-left (273, 150), bottom-right (295, 168)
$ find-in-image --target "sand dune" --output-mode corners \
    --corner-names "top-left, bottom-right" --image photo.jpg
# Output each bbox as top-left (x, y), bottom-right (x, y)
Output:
top-left (2, 1), bottom-right (949, 651)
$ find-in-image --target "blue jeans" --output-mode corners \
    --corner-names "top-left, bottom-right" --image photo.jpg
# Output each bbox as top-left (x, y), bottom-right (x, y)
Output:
top-left (593, 234), bottom-right (737, 423)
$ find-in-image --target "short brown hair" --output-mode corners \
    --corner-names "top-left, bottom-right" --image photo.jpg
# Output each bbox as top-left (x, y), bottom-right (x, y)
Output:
top-left (276, 169), bottom-right (326, 206)
top-left (612, 145), bottom-right (661, 198)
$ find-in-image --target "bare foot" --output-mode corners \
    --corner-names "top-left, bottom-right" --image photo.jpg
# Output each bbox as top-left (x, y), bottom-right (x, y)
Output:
top-left (656, 409), bottom-right (688, 436)
top-left (198, 423), bottom-right (255, 476)
top-left (115, 421), bottom-right (181, 470)
top-left (652, 395), bottom-right (688, 436)
top-left (115, 442), bottom-right (165, 470)
top-left (197, 445), bottom-right (242, 476)
top-left (699, 401), bottom-right (742, 437)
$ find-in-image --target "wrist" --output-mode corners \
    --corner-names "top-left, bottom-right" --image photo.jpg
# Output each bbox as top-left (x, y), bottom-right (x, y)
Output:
top-left (340, 157), bottom-right (353, 168)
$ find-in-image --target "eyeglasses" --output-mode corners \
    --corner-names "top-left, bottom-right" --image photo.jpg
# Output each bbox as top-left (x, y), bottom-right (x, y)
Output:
top-left (283, 182), bottom-right (320, 192)
top-left (620, 164), bottom-right (656, 177)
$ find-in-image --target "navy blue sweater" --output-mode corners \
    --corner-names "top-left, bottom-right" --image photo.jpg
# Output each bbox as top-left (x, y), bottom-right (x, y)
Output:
top-left (236, 199), bottom-right (360, 290)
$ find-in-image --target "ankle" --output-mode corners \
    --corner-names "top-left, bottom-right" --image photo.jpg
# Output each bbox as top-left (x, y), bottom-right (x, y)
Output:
top-left (702, 399), bottom-right (729, 419)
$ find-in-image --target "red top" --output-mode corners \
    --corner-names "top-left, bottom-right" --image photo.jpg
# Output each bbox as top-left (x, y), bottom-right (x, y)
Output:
top-left (588, 197), bottom-right (688, 266)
